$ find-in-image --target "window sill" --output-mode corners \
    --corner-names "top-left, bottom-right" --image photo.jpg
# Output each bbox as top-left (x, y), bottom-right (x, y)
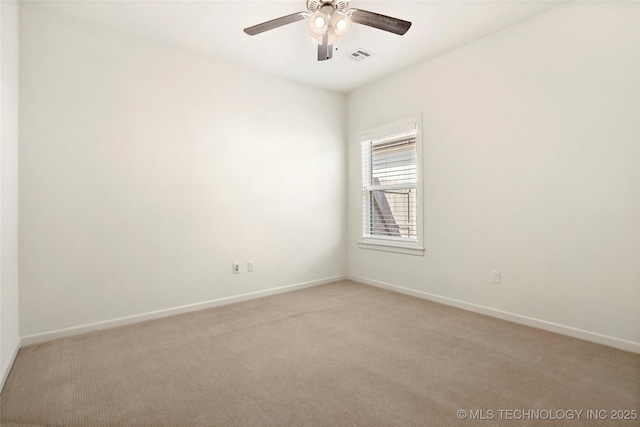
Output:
top-left (357, 240), bottom-right (425, 256)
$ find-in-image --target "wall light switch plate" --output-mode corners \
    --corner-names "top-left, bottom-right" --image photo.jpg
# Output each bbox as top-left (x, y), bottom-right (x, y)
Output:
top-left (492, 270), bottom-right (501, 284)
top-left (248, 261), bottom-right (255, 273)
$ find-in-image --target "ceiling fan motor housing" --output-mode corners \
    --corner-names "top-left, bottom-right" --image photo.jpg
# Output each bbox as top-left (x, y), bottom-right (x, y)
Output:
top-left (307, 0), bottom-right (349, 14)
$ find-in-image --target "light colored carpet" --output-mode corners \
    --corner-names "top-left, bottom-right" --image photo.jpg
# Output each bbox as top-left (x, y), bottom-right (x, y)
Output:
top-left (1, 280), bottom-right (639, 426)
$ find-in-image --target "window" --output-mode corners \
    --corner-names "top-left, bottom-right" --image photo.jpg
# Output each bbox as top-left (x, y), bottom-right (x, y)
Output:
top-left (359, 116), bottom-right (424, 256)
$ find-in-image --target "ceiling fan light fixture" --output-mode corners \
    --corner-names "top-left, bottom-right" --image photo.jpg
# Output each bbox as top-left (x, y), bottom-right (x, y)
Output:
top-left (308, 11), bottom-right (329, 35)
top-left (332, 13), bottom-right (351, 37)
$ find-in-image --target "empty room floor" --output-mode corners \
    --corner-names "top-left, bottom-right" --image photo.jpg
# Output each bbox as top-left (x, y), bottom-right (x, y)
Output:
top-left (1, 280), bottom-right (639, 426)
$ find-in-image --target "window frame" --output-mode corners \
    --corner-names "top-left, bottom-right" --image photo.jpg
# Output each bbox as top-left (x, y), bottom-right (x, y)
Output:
top-left (358, 115), bottom-right (425, 256)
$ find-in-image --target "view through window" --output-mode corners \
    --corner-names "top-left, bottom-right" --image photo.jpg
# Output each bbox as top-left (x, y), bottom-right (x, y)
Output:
top-left (362, 128), bottom-right (418, 243)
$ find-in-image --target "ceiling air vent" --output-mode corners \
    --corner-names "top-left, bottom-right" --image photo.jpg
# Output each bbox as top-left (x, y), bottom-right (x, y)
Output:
top-left (347, 48), bottom-right (374, 62)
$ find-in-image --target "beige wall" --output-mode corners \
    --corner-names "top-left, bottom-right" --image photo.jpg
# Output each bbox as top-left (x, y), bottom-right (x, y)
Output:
top-left (14, 1), bottom-right (640, 354)
top-left (1, 0), bottom-right (20, 387)
top-left (347, 1), bottom-right (639, 350)
top-left (19, 6), bottom-right (347, 338)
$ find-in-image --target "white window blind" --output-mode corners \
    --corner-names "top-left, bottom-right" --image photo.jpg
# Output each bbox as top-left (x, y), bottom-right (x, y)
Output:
top-left (362, 128), bottom-right (418, 242)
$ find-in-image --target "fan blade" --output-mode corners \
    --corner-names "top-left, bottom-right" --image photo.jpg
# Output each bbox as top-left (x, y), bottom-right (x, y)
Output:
top-left (317, 31), bottom-right (333, 61)
top-left (244, 12), bottom-right (307, 36)
top-left (349, 9), bottom-right (412, 36)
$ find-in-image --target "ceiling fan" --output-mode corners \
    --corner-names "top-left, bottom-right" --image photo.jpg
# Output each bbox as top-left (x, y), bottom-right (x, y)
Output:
top-left (243, 0), bottom-right (412, 61)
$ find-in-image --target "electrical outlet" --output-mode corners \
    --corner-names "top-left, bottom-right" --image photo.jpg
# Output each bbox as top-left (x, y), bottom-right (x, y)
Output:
top-left (232, 262), bottom-right (240, 274)
top-left (492, 270), bottom-right (501, 284)
top-left (247, 261), bottom-right (255, 273)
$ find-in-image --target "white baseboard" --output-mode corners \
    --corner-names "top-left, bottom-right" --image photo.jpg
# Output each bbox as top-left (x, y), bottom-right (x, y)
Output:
top-left (349, 275), bottom-right (640, 354)
top-left (1, 338), bottom-right (21, 394)
top-left (21, 275), bottom-right (346, 347)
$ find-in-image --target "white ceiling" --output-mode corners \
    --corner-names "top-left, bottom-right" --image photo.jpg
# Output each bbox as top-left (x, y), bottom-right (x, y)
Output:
top-left (25, 0), bottom-right (566, 93)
